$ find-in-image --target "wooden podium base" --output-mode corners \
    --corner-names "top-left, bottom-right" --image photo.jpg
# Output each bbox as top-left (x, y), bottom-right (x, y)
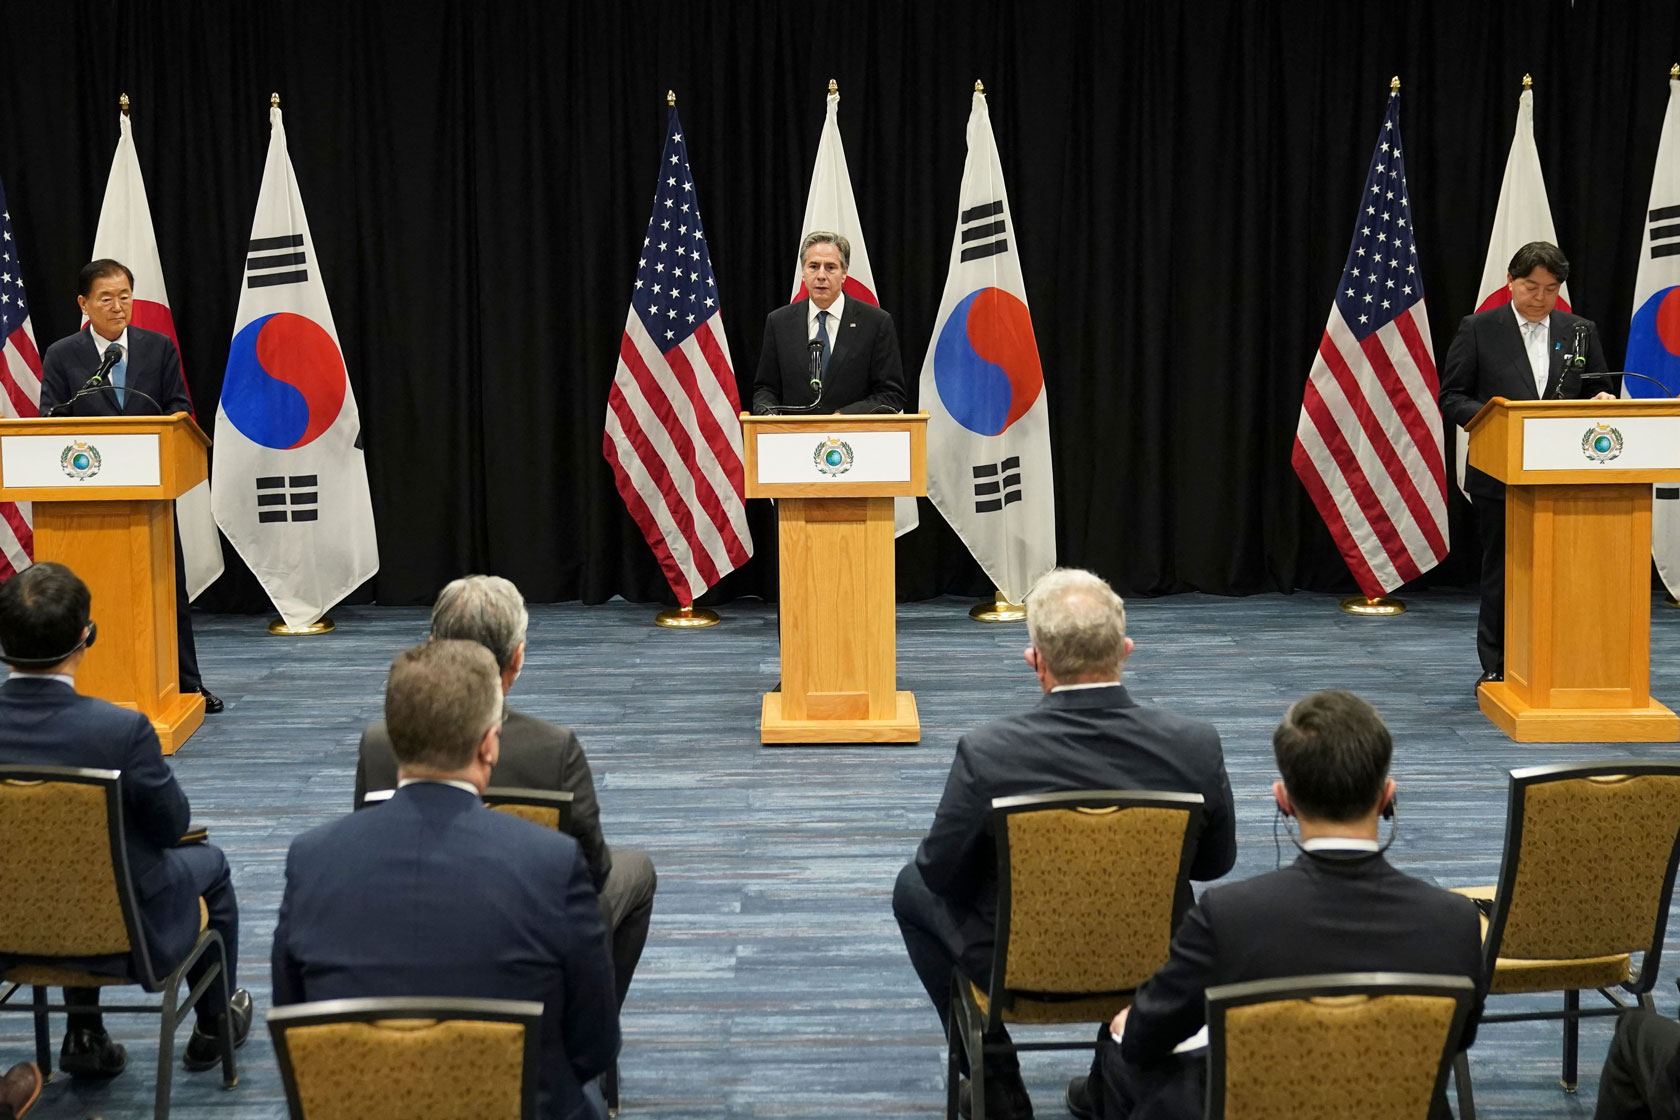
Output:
top-left (760, 690), bottom-right (920, 745)
top-left (1479, 683), bottom-right (1679, 743)
top-left (151, 690), bottom-right (208, 756)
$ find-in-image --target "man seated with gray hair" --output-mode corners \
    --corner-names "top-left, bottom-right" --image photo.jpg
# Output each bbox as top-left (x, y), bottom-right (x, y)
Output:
top-left (356, 576), bottom-right (656, 1018)
top-left (280, 640), bottom-right (618, 1120)
top-left (893, 568), bottom-right (1237, 1120)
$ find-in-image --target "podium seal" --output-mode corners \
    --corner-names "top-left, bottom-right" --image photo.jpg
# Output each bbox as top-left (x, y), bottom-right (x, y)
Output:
top-left (60, 441), bottom-right (103, 480)
top-left (813, 437), bottom-right (854, 477)
top-left (1580, 423), bottom-right (1624, 464)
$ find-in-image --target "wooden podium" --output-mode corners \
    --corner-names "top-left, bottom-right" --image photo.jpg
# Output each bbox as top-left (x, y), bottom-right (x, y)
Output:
top-left (742, 412), bottom-right (927, 744)
top-left (1465, 397), bottom-right (1680, 742)
top-left (0, 414), bottom-right (210, 753)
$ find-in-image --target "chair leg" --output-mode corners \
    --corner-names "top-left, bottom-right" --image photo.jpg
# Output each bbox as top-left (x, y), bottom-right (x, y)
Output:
top-left (30, 986), bottom-right (50, 1078)
top-left (602, 1060), bottom-right (619, 1117)
top-left (155, 975), bottom-right (180, 1120)
top-left (945, 1013), bottom-right (962, 1120)
top-left (215, 948), bottom-right (237, 1090)
top-left (1452, 1050), bottom-right (1476, 1120)
top-left (1560, 990), bottom-right (1579, 1092)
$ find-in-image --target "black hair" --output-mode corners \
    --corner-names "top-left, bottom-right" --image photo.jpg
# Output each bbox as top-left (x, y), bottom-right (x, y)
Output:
top-left (77, 259), bottom-right (135, 298)
top-left (1507, 241), bottom-right (1569, 284)
top-left (0, 562), bottom-right (92, 667)
top-left (1272, 690), bottom-right (1392, 822)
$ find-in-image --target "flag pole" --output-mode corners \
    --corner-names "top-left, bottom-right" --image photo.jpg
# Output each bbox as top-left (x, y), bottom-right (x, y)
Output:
top-left (119, 92), bottom-right (129, 116)
top-left (970, 590), bottom-right (1026, 622)
top-left (648, 87), bottom-right (722, 631)
top-left (1333, 76), bottom-right (1412, 619)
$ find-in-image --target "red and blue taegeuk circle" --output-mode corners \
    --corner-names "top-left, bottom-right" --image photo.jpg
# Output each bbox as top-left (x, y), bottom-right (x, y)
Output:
top-left (1625, 286), bottom-right (1680, 398)
top-left (221, 313), bottom-right (347, 450)
top-left (933, 287), bottom-right (1044, 436)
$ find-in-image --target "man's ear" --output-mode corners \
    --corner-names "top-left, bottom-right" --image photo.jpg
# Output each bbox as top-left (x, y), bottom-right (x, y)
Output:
top-left (1272, 780), bottom-right (1292, 817)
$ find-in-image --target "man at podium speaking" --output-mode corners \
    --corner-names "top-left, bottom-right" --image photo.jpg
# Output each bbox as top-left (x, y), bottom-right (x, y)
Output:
top-left (38, 259), bottom-right (221, 714)
top-left (1439, 241), bottom-right (1616, 695)
top-left (751, 231), bottom-right (906, 415)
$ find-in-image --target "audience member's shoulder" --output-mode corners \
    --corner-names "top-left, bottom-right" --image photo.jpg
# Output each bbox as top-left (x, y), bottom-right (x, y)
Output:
top-left (1131, 698), bottom-right (1222, 747)
top-left (502, 707), bottom-right (575, 743)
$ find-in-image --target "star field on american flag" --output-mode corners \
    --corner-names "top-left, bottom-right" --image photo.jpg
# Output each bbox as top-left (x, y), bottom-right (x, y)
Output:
top-left (0, 206), bottom-right (28, 340)
top-left (1334, 92), bottom-right (1422, 341)
top-left (632, 125), bottom-right (719, 349)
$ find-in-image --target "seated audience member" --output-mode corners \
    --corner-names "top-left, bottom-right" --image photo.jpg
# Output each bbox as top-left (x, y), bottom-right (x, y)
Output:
top-left (1068, 690), bottom-right (1486, 1120)
top-left (355, 575), bottom-right (655, 1010)
top-left (0, 1062), bottom-right (40, 1119)
top-left (275, 640), bottom-right (619, 1120)
top-left (893, 567), bottom-right (1238, 1120)
top-left (1595, 1008), bottom-right (1680, 1120)
top-left (0, 563), bottom-right (250, 1079)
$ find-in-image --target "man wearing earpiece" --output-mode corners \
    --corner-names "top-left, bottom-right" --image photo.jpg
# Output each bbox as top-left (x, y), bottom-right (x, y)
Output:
top-left (0, 562), bottom-right (250, 1080)
top-left (1066, 690), bottom-right (1485, 1120)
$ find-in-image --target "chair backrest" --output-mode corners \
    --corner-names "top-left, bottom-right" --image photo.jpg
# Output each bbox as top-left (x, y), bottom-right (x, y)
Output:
top-left (482, 787), bottom-right (574, 832)
top-left (989, 790), bottom-right (1203, 1007)
top-left (0, 765), bottom-right (153, 978)
top-left (1206, 972), bottom-right (1476, 1120)
top-left (1484, 760), bottom-right (1680, 986)
top-left (268, 996), bottom-right (543, 1120)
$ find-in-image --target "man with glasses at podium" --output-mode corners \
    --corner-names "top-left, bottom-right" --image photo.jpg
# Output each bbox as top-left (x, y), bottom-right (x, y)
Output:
top-left (37, 259), bottom-right (221, 714)
top-left (1439, 241), bottom-right (1616, 696)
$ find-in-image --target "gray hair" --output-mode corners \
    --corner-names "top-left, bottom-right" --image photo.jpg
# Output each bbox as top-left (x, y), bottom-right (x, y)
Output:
top-left (1024, 568), bottom-right (1128, 680)
top-left (430, 575), bottom-right (529, 671)
top-left (800, 230), bottom-right (851, 270)
top-left (385, 640), bottom-right (503, 772)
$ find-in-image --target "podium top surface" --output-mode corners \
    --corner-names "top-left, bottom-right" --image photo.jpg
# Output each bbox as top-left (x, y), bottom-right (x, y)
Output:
top-left (1466, 397), bottom-right (1680, 485)
top-left (0, 412), bottom-right (210, 502)
top-left (739, 410), bottom-right (929, 428)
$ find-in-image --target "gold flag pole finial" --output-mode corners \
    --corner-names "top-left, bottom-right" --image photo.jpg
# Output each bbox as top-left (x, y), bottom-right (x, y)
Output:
top-left (1670, 63), bottom-right (1678, 80)
top-left (667, 89), bottom-right (676, 107)
top-left (119, 93), bottom-right (130, 115)
top-left (270, 91), bottom-right (280, 108)
top-left (828, 78), bottom-right (838, 95)
top-left (1390, 76), bottom-right (1400, 93)
top-left (1522, 73), bottom-right (1533, 90)
top-left (974, 79), bottom-right (985, 94)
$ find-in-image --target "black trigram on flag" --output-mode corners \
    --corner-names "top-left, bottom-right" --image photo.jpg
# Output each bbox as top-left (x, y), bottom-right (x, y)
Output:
top-left (1650, 205), bottom-right (1680, 260)
top-left (1659, 486), bottom-right (1679, 503)
top-left (257, 475), bottom-right (319, 523)
top-left (959, 200), bottom-right (1008, 262)
top-left (247, 234), bottom-right (309, 288)
top-left (973, 457), bottom-right (1023, 513)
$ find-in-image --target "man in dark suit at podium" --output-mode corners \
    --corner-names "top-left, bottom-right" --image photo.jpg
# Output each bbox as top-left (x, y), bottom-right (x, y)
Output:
top-left (1439, 241), bottom-right (1614, 695)
top-left (893, 568), bottom-right (1237, 1120)
top-left (37, 260), bottom-right (220, 713)
top-left (751, 232), bottom-right (906, 415)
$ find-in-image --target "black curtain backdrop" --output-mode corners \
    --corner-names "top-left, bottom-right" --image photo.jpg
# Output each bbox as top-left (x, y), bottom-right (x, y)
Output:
top-left (3, 1), bottom-right (1677, 611)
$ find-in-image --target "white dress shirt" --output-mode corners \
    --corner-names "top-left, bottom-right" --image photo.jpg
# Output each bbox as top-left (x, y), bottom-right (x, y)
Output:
top-left (807, 293), bottom-right (846, 342)
top-left (1513, 305), bottom-right (1550, 397)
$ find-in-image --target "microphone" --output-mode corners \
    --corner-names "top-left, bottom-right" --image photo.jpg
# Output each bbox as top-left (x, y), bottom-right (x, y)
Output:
top-left (55, 383), bottom-right (163, 416)
top-left (49, 344), bottom-right (124, 416)
top-left (1550, 324), bottom-right (1590, 400)
top-left (1615, 370), bottom-right (1679, 397)
top-left (765, 340), bottom-right (829, 415)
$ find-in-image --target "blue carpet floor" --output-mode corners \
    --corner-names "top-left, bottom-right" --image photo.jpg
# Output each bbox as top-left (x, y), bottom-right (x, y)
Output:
top-left (5, 590), bottom-right (1678, 1118)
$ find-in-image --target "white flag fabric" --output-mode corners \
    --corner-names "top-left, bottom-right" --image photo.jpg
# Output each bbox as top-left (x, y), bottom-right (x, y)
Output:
top-left (1456, 87), bottom-right (1571, 496)
top-left (1624, 76), bottom-right (1680, 600)
top-left (210, 106), bottom-right (378, 628)
top-left (918, 88), bottom-right (1055, 603)
top-left (791, 87), bottom-right (917, 538)
top-left (91, 111), bottom-right (225, 600)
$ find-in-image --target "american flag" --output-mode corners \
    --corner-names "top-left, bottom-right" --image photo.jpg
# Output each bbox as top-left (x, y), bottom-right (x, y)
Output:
top-left (1292, 86), bottom-right (1448, 598)
top-left (604, 106), bottom-right (752, 605)
top-left (0, 176), bottom-right (43, 581)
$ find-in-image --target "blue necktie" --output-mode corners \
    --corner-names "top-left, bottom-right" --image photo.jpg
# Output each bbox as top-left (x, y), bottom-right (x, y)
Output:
top-left (109, 344), bottom-right (127, 409)
top-left (815, 310), bottom-right (832, 374)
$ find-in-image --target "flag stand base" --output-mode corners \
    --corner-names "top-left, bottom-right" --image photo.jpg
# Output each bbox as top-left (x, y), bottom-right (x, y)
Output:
top-left (1339, 596), bottom-right (1406, 617)
top-left (268, 617), bottom-right (336, 635)
top-left (656, 605), bottom-right (719, 629)
top-left (969, 591), bottom-right (1026, 623)
top-left (1665, 594), bottom-right (1679, 609)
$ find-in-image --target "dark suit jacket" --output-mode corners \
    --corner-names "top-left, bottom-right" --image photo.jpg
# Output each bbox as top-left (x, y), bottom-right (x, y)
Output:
top-left (913, 684), bottom-right (1237, 979)
top-left (751, 298), bottom-right (906, 415)
top-left (272, 782), bottom-right (618, 1120)
top-left (1109, 850), bottom-right (1486, 1120)
top-left (1438, 305), bottom-right (1610, 499)
top-left (355, 707), bottom-right (613, 891)
top-left (39, 326), bottom-right (193, 418)
top-left (0, 676), bottom-right (205, 977)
